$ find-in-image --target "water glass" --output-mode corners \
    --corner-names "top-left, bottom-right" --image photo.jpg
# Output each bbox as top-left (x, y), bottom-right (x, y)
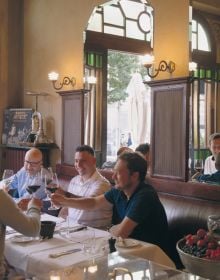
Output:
top-left (59, 216), bottom-right (71, 238)
top-left (81, 228), bottom-right (95, 254)
top-left (46, 172), bottom-right (59, 210)
top-left (2, 169), bottom-right (14, 180)
top-left (42, 167), bottom-right (53, 202)
top-left (207, 215), bottom-right (220, 240)
top-left (194, 159), bottom-right (204, 172)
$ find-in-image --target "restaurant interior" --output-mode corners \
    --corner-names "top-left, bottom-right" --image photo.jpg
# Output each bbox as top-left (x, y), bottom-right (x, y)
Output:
top-left (1, 0), bottom-right (220, 279)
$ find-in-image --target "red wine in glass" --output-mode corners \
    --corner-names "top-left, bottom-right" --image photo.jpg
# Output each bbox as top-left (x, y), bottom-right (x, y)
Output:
top-left (27, 185), bottom-right (41, 195)
top-left (46, 184), bottom-right (58, 194)
top-left (46, 173), bottom-right (59, 210)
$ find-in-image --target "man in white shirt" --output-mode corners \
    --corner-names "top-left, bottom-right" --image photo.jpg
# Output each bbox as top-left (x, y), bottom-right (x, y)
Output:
top-left (204, 133), bottom-right (220, 175)
top-left (59, 145), bottom-right (112, 229)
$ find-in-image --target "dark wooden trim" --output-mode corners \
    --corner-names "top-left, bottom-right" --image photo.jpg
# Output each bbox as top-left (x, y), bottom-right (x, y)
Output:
top-left (85, 31), bottom-right (152, 55)
top-left (56, 89), bottom-right (90, 96)
top-left (56, 163), bottom-right (220, 203)
top-left (101, 50), bottom-right (108, 164)
top-left (147, 176), bottom-right (220, 202)
top-left (145, 77), bottom-right (190, 87)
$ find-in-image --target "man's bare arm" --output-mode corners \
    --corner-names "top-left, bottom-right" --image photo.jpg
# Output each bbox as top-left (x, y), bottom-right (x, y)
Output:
top-left (110, 217), bottom-right (138, 238)
top-left (65, 191), bottom-right (81, 198)
top-left (55, 188), bottom-right (81, 198)
top-left (51, 193), bottom-right (110, 210)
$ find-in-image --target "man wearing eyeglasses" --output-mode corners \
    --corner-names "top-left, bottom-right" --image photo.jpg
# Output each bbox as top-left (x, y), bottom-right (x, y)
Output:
top-left (1, 148), bottom-right (46, 199)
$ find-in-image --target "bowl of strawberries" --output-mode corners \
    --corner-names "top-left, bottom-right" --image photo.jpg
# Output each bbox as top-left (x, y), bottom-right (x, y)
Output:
top-left (176, 228), bottom-right (220, 279)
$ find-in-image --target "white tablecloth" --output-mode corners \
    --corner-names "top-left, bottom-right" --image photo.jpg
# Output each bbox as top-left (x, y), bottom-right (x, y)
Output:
top-left (5, 214), bottom-right (175, 278)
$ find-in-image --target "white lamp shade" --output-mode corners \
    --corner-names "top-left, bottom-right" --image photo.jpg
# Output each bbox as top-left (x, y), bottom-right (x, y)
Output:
top-left (142, 54), bottom-right (155, 67)
top-left (48, 71), bottom-right (59, 81)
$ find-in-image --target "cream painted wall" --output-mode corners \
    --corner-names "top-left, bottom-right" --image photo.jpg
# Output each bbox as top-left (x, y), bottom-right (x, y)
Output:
top-left (152, 0), bottom-right (189, 79)
top-left (23, 0), bottom-right (189, 164)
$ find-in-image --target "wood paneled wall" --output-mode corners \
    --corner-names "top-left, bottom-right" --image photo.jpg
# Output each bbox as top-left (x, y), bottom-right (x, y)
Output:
top-left (58, 90), bottom-right (89, 165)
top-left (146, 77), bottom-right (190, 181)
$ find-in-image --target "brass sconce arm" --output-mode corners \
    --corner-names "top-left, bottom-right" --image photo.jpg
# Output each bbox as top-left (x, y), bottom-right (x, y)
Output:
top-left (48, 72), bottom-right (76, 90)
top-left (144, 60), bottom-right (176, 78)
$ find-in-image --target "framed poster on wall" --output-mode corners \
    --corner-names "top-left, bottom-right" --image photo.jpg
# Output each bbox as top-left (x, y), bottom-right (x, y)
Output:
top-left (2, 108), bottom-right (33, 145)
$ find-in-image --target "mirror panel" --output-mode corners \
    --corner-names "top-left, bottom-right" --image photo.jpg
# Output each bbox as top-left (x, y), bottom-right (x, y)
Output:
top-left (189, 71), bottom-right (220, 185)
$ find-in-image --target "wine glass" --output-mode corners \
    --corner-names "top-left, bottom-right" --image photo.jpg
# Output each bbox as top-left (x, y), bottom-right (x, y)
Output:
top-left (45, 172), bottom-right (59, 210)
top-left (194, 159), bottom-right (204, 173)
top-left (41, 167), bottom-right (53, 202)
top-left (26, 172), bottom-right (41, 198)
top-left (207, 215), bottom-right (220, 241)
top-left (2, 169), bottom-right (14, 187)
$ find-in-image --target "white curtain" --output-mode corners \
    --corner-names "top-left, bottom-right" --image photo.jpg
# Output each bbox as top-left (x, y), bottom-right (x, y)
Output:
top-left (126, 73), bottom-right (151, 146)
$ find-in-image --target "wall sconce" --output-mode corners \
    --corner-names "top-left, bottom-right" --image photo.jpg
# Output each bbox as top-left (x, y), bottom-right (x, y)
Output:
top-left (83, 75), bottom-right (97, 85)
top-left (142, 54), bottom-right (175, 78)
top-left (48, 71), bottom-right (76, 90)
top-left (87, 76), bottom-right (97, 85)
top-left (189, 61), bottom-right (197, 72)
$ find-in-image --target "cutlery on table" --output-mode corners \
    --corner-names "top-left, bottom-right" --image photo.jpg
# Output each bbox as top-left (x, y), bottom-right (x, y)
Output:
top-left (55, 225), bottom-right (87, 234)
top-left (68, 226), bottom-right (87, 233)
top-left (49, 248), bottom-right (81, 258)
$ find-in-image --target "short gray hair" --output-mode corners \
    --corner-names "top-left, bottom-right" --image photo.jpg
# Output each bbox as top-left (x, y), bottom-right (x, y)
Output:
top-left (209, 133), bottom-right (220, 144)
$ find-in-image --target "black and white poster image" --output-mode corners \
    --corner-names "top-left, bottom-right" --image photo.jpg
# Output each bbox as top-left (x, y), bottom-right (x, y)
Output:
top-left (2, 108), bottom-right (33, 145)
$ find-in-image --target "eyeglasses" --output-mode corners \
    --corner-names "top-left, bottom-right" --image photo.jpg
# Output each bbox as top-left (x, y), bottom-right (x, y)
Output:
top-left (24, 160), bottom-right (42, 167)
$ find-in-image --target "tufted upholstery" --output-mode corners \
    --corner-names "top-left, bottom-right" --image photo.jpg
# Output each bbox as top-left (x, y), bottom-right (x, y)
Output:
top-left (55, 164), bottom-right (220, 268)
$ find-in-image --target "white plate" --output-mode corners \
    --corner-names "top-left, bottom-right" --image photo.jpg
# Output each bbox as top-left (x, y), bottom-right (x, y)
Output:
top-left (116, 238), bottom-right (140, 248)
top-left (9, 235), bottom-right (33, 243)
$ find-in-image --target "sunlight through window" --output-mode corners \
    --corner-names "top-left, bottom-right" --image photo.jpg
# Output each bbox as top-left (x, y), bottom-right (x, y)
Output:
top-left (192, 20), bottom-right (210, 52)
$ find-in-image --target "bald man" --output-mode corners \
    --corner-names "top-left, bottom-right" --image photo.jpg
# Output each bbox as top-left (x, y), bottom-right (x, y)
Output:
top-left (1, 148), bottom-right (46, 199)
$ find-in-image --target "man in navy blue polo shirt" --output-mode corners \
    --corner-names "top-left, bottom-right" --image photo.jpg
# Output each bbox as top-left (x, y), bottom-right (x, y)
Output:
top-left (52, 151), bottom-right (169, 253)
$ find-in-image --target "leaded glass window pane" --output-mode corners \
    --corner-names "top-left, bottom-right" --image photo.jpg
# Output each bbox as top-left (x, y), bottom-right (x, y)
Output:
top-left (104, 26), bottom-right (124, 36)
top-left (138, 12), bottom-right (151, 33)
top-left (192, 20), bottom-right (197, 32)
top-left (191, 20), bottom-right (210, 52)
top-left (198, 23), bottom-right (210, 51)
top-left (126, 20), bottom-right (144, 40)
top-left (103, 6), bottom-right (123, 26)
top-left (87, 13), bottom-right (102, 32)
top-left (120, 0), bottom-right (145, 19)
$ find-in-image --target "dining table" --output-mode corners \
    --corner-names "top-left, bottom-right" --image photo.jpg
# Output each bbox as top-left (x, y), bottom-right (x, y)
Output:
top-left (5, 214), bottom-right (175, 279)
top-left (41, 251), bottom-right (208, 280)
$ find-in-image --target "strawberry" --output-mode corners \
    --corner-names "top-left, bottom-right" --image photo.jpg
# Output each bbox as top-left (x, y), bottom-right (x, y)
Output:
top-left (207, 242), bottom-right (217, 249)
top-left (196, 228), bottom-right (207, 239)
top-left (197, 239), bottom-right (206, 247)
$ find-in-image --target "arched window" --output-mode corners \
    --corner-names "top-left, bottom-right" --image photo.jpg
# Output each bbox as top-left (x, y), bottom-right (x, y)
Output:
top-left (84, 0), bottom-right (153, 164)
top-left (191, 19), bottom-right (211, 52)
top-left (87, 0), bottom-right (153, 44)
top-left (190, 12), bottom-right (216, 68)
